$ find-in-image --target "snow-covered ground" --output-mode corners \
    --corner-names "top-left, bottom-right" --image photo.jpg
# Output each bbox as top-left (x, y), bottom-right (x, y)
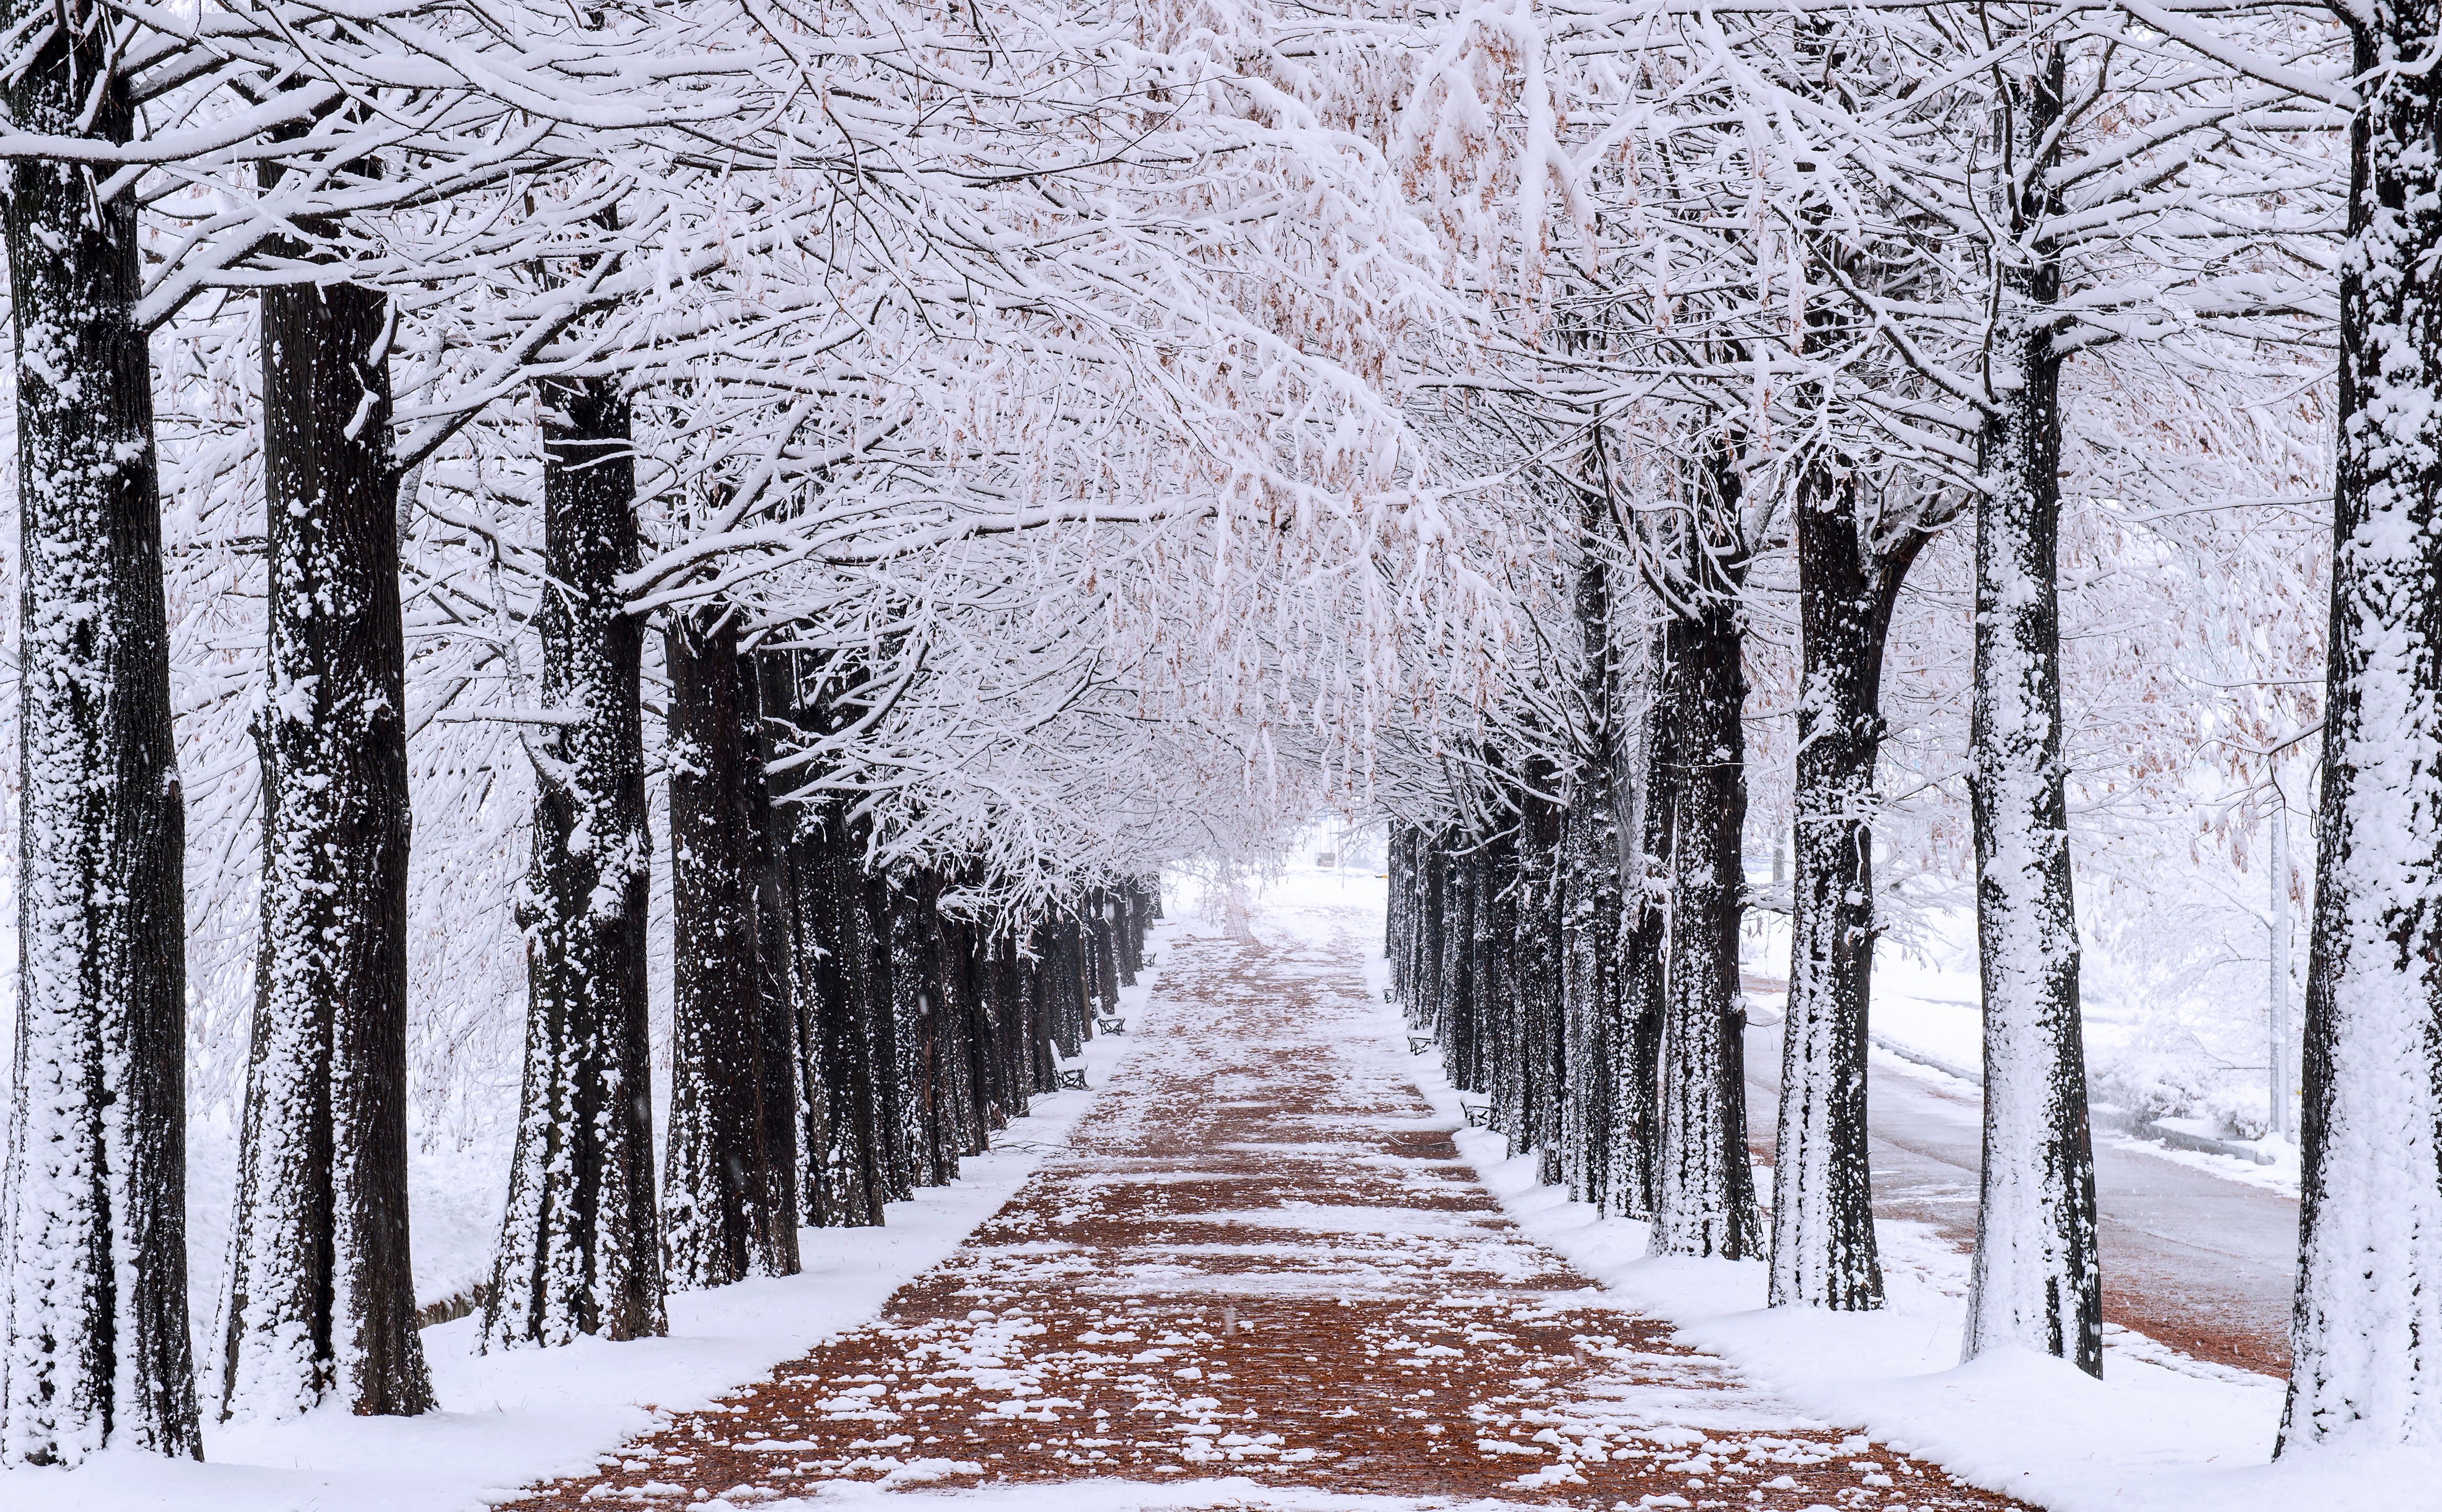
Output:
top-left (1740, 899), bottom-right (2306, 1193)
top-left (4, 859), bottom-right (2413, 1512)
top-left (1246, 867), bottom-right (2431, 1512)
top-left (0, 921), bottom-right (1195, 1512)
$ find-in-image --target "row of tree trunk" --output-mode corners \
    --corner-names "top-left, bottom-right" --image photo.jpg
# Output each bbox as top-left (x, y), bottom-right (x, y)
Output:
top-left (0, 102), bottom-right (1161, 1443)
top-left (491, 640), bottom-right (1163, 1345)
top-left (1384, 396), bottom-right (2102, 1379)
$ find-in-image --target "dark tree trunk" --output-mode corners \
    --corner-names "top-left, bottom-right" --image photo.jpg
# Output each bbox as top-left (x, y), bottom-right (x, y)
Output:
top-left (778, 659), bottom-right (883, 1231)
top-left (1482, 813), bottom-right (1522, 1132)
top-left (1026, 926), bottom-right (1060, 1093)
top-left (1649, 568), bottom-right (1763, 1259)
top-left (486, 375), bottom-right (663, 1348)
top-left (1443, 839), bottom-right (1477, 1091)
top-left (992, 932), bottom-right (1035, 1120)
top-left (947, 913), bottom-right (999, 1146)
top-left (1091, 904), bottom-right (1123, 1018)
top-left (662, 609), bottom-right (796, 1287)
top-left (896, 873), bottom-right (954, 1190)
top-left (1395, 837), bottom-right (1414, 999)
top-left (1560, 788), bottom-right (1621, 1209)
top-left (2282, 10), bottom-right (2442, 1451)
top-left (1050, 919), bottom-right (1087, 1061)
top-left (1115, 892), bottom-right (1140, 988)
top-left (1516, 775), bottom-right (1568, 1184)
top-left (1423, 835), bottom-right (1438, 1029)
top-left (1604, 628), bottom-right (1676, 1222)
top-left (1962, 39), bottom-right (2100, 1380)
top-left (1612, 763), bottom-right (1668, 1223)
top-left (868, 876), bottom-right (913, 1202)
top-left (1771, 466), bottom-right (1919, 1311)
top-left (1469, 835), bottom-right (1502, 1095)
top-left (0, 16), bottom-right (200, 1461)
top-left (223, 177), bottom-right (428, 1415)
top-left (806, 805), bottom-right (886, 1227)
top-left (790, 819), bottom-right (841, 1226)
top-left (744, 656), bottom-right (804, 1260)
top-left (1561, 497), bottom-right (1624, 1211)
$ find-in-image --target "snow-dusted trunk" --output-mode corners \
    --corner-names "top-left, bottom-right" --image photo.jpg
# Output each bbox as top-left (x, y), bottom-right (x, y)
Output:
top-left (1479, 812), bottom-right (1522, 1135)
top-left (1559, 787), bottom-right (1620, 1207)
top-left (1390, 831), bottom-right (1418, 1012)
top-left (1049, 917), bottom-right (1087, 1062)
top-left (1649, 576), bottom-right (1762, 1259)
top-left (2282, 13), bottom-right (2442, 1449)
top-left (1515, 777), bottom-right (1567, 1183)
top-left (1092, 903), bottom-right (1123, 1017)
top-left (1447, 842), bottom-right (1482, 1091)
top-left (979, 931), bottom-right (1028, 1126)
top-left (870, 876), bottom-right (914, 1201)
top-left (1561, 493), bottom-right (1627, 1210)
top-left (1023, 927), bottom-right (1060, 1093)
top-left (1115, 888), bottom-right (1141, 987)
top-left (486, 376), bottom-right (663, 1348)
top-left (744, 657), bottom-right (804, 1239)
top-left (1002, 928), bottom-right (1037, 1114)
top-left (895, 873), bottom-right (956, 1190)
top-left (1771, 466), bottom-right (1905, 1311)
top-left (1424, 834), bottom-right (1441, 1035)
top-left (1608, 649), bottom-right (1669, 1221)
top-left (803, 805), bottom-right (886, 1227)
top-left (0, 21), bottom-right (200, 1462)
top-left (663, 610), bottom-right (797, 1287)
top-left (946, 912), bottom-right (1002, 1142)
top-left (1962, 37), bottom-right (2100, 1377)
top-left (222, 252), bottom-right (430, 1418)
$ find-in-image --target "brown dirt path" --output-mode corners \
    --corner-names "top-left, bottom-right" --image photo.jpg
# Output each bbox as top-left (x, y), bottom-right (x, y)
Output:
top-left (504, 909), bottom-right (2028, 1510)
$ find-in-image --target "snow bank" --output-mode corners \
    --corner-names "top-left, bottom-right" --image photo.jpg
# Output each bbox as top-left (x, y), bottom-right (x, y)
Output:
top-left (1760, 897), bottom-right (2308, 1196)
top-left (0, 921), bottom-right (1191, 1512)
top-left (1339, 905), bottom-right (2440, 1512)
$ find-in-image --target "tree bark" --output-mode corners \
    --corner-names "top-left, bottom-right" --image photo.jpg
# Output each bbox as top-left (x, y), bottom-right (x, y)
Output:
top-left (744, 655), bottom-right (804, 1256)
top-left (1561, 496), bottom-right (1625, 1211)
top-left (1962, 35), bottom-right (2101, 1378)
top-left (896, 873), bottom-right (955, 1190)
top-left (1514, 775), bottom-right (1567, 1183)
top-left (662, 609), bottom-right (796, 1287)
top-left (1561, 793), bottom-right (1621, 1208)
top-left (2281, 7), bottom-right (2442, 1451)
top-left (221, 117), bottom-right (429, 1419)
top-left (0, 14), bottom-right (200, 1461)
top-left (804, 802), bottom-right (886, 1227)
top-left (869, 876), bottom-right (912, 1201)
top-left (1770, 465), bottom-right (1910, 1311)
top-left (1606, 630), bottom-right (1673, 1222)
top-left (486, 375), bottom-right (663, 1347)
top-left (1445, 838), bottom-right (1478, 1092)
top-left (1648, 558), bottom-right (1763, 1260)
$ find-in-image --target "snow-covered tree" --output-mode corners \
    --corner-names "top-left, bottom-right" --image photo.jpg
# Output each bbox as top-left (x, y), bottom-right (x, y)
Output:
top-left (2283, 0), bottom-right (2442, 1453)
top-left (0, 2), bottom-right (200, 1465)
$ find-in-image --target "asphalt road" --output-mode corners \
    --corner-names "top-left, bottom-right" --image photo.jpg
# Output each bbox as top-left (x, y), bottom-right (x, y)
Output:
top-left (1743, 1023), bottom-right (2299, 1376)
